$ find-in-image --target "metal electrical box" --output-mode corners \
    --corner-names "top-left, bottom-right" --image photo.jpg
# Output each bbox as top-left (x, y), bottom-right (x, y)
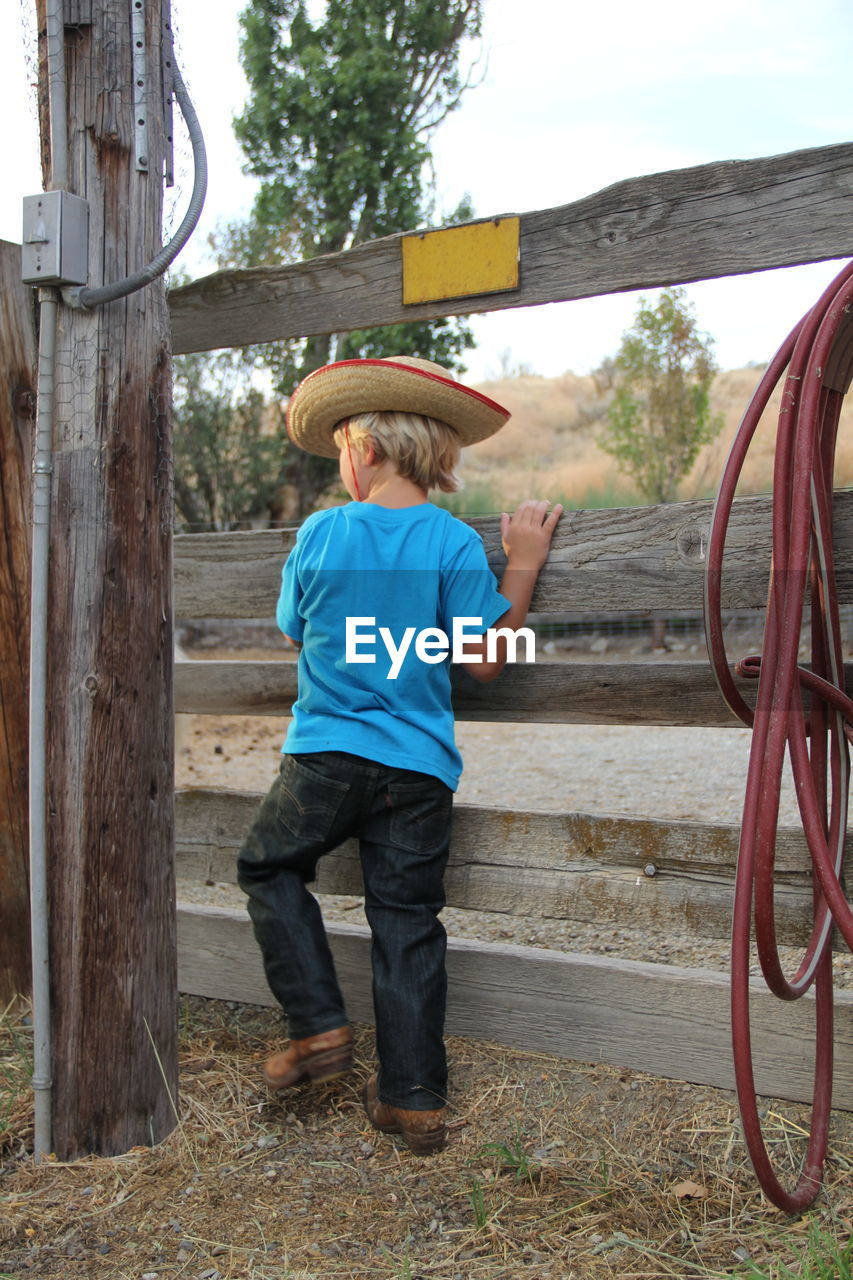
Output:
top-left (22, 191), bottom-right (89, 286)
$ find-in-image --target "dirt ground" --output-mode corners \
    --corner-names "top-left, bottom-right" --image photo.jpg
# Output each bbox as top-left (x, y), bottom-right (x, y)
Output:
top-left (4, 650), bottom-right (853, 1278)
top-left (3, 997), bottom-right (853, 1280)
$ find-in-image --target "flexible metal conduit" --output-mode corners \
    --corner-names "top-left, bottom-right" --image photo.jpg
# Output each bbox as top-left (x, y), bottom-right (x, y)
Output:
top-left (29, 8), bottom-right (206, 1160)
top-left (704, 258), bottom-right (853, 1212)
top-left (64, 62), bottom-right (207, 310)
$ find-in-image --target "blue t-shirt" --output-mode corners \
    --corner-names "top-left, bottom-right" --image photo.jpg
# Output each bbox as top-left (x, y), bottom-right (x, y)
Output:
top-left (277, 502), bottom-right (510, 790)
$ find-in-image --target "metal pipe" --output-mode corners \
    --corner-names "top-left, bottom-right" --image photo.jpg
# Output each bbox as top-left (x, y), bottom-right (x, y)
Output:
top-left (28, 0), bottom-right (68, 1162)
top-left (29, 288), bottom-right (59, 1161)
top-left (27, 0), bottom-right (71, 1161)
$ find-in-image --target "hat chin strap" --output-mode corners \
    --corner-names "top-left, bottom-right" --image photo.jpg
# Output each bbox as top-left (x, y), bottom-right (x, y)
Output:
top-left (343, 421), bottom-right (363, 502)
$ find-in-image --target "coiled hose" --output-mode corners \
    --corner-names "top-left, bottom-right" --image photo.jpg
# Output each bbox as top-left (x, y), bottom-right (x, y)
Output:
top-left (704, 258), bottom-right (853, 1212)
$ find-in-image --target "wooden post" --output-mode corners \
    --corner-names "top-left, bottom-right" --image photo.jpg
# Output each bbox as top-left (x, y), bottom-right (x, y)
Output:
top-left (0, 241), bottom-right (37, 1006)
top-left (37, 0), bottom-right (177, 1158)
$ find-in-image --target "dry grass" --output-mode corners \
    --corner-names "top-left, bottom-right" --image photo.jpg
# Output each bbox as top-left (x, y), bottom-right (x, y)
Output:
top-left (3, 998), bottom-right (853, 1279)
top-left (454, 367), bottom-right (853, 513)
top-left (458, 372), bottom-right (623, 510)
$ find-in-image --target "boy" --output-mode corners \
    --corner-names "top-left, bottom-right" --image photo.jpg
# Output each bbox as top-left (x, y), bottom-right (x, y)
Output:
top-left (237, 355), bottom-right (562, 1155)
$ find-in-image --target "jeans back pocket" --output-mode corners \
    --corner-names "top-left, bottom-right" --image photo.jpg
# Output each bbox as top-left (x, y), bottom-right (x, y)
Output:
top-left (276, 754), bottom-right (351, 845)
top-left (387, 780), bottom-right (452, 856)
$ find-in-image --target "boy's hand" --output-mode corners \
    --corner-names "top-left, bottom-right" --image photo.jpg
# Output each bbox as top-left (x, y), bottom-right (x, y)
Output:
top-left (500, 500), bottom-right (563, 570)
top-left (462, 500), bottom-right (563, 683)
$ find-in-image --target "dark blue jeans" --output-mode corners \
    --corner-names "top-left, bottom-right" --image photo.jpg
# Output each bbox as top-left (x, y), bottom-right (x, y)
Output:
top-left (236, 750), bottom-right (453, 1111)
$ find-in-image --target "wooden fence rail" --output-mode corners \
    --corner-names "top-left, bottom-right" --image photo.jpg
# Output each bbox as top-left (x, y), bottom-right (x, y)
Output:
top-left (174, 491), bottom-right (853, 620)
top-left (175, 656), bottom-right (769, 726)
top-left (174, 490), bottom-right (853, 727)
top-left (176, 791), bottom-right (833, 950)
top-left (177, 905), bottom-right (853, 1109)
top-left (174, 740), bottom-right (853, 1108)
top-left (168, 142), bottom-right (853, 354)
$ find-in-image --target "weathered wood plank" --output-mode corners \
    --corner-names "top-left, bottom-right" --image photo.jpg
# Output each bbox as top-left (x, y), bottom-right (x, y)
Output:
top-left (44, 0), bottom-right (178, 1160)
top-left (169, 143), bottom-right (853, 354)
top-left (175, 528), bottom-right (295, 621)
top-left (174, 490), bottom-right (853, 619)
top-left (175, 791), bottom-right (823, 948)
top-left (176, 903), bottom-right (853, 1108)
top-left (176, 789), bottom-right (815, 878)
top-left (0, 239), bottom-right (36, 1004)
top-left (174, 656), bottom-right (768, 726)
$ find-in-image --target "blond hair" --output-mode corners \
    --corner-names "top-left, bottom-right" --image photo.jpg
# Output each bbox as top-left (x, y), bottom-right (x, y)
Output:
top-left (333, 410), bottom-right (462, 493)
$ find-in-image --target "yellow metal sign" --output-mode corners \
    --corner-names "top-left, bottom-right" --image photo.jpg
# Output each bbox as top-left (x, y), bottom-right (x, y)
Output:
top-left (401, 217), bottom-right (520, 305)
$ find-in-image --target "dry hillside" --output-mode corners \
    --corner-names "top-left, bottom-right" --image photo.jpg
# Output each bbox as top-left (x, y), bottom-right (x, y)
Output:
top-left (458, 366), bottom-right (853, 511)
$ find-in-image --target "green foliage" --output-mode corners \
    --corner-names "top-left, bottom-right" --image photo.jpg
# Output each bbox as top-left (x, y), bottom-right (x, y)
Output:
top-left (431, 484), bottom-right (502, 516)
top-left (235, 0), bottom-right (482, 257)
top-left (172, 351), bottom-right (288, 531)
top-left (433, 481), bottom-right (643, 517)
top-left (468, 1177), bottom-right (488, 1228)
top-left (738, 1218), bottom-right (853, 1279)
top-left (556, 481), bottom-right (643, 511)
top-left (476, 1126), bottom-right (539, 1184)
top-left (598, 287), bottom-right (724, 505)
top-left (173, 3), bottom-right (483, 523)
top-left (335, 310), bottom-right (473, 370)
top-left (208, 0), bottom-right (482, 515)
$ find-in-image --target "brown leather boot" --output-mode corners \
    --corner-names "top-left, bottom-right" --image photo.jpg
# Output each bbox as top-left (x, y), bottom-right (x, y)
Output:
top-left (362, 1071), bottom-right (446, 1155)
top-left (263, 1026), bottom-right (353, 1089)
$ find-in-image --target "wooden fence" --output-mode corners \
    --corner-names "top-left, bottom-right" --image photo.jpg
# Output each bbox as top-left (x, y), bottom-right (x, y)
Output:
top-left (170, 140), bottom-right (853, 1109)
top-left (173, 490), bottom-right (853, 1109)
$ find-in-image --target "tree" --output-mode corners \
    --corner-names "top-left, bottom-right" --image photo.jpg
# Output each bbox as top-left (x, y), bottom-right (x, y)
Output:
top-left (218, 0), bottom-right (482, 514)
top-left (172, 352), bottom-right (287, 531)
top-left (598, 287), bottom-right (724, 505)
top-left (235, 0), bottom-right (482, 261)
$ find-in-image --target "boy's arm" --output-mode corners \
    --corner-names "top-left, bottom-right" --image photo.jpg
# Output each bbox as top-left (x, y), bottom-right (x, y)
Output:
top-left (462, 500), bottom-right (562, 683)
top-left (277, 546), bottom-right (304, 652)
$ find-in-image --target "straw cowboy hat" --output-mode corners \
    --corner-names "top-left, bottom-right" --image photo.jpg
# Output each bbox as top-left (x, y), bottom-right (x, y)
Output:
top-left (285, 355), bottom-right (511, 458)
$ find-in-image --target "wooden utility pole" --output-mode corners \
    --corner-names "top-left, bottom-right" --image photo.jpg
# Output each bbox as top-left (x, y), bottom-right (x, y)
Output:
top-left (36, 0), bottom-right (177, 1158)
top-left (0, 242), bottom-right (37, 1006)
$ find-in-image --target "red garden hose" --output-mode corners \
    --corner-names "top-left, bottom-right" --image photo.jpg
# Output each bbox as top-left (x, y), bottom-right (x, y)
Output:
top-left (704, 258), bottom-right (853, 1212)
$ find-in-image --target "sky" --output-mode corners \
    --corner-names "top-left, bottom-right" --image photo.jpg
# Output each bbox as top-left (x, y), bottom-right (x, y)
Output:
top-left (2, 0), bottom-right (852, 380)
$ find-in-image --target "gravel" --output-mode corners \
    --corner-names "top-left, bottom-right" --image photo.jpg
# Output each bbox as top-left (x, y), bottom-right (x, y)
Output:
top-left (454, 721), bottom-right (800, 825)
top-left (177, 715), bottom-right (853, 985)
